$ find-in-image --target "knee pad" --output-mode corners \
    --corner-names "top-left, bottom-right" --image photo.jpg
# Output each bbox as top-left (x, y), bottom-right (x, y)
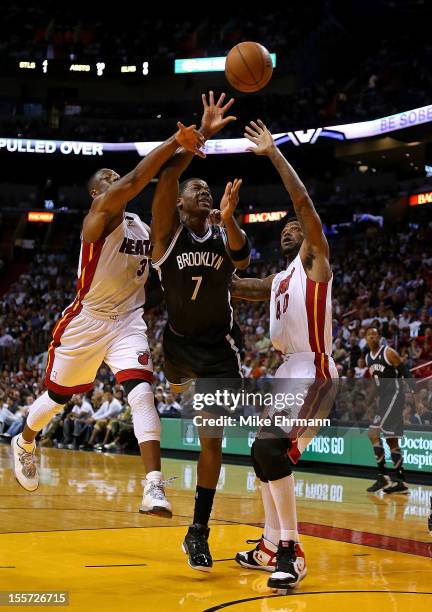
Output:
top-left (251, 441), bottom-right (268, 482)
top-left (122, 378), bottom-right (144, 396)
top-left (127, 381), bottom-right (160, 444)
top-left (48, 390), bottom-right (72, 404)
top-left (27, 390), bottom-right (69, 432)
top-left (253, 437), bottom-right (293, 482)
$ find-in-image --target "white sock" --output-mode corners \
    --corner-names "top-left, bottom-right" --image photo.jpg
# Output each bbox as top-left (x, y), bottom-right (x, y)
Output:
top-left (17, 434), bottom-right (35, 453)
top-left (146, 470), bottom-right (163, 483)
top-left (261, 481), bottom-right (280, 545)
top-left (128, 383), bottom-right (161, 443)
top-left (268, 474), bottom-right (299, 542)
top-left (26, 391), bottom-right (66, 433)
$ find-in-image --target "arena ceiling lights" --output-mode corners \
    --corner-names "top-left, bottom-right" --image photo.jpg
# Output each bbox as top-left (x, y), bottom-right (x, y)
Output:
top-left (1, 104), bottom-right (431, 157)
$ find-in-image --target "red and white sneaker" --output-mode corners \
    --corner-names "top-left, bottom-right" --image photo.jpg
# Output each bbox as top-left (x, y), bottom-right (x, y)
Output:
top-left (235, 536), bottom-right (277, 572)
top-left (268, 541), bottom-right (307, 590)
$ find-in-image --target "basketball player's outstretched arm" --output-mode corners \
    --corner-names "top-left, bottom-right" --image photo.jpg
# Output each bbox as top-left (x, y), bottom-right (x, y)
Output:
top-left (244, 119), bottom-right (331, 283)
top-left (231, 273), bottom-right (276, 301)
top-left (83, 123), bottom-right (204, 243)
top-left (151, 92), bottom-right (236, 262)
top-left (220, 179), bottom-right (250, 270)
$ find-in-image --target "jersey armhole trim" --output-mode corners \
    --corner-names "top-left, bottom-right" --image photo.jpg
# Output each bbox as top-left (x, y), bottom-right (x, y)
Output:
top-left (152, 225), bottom-right (183, 268)
top-left (383, 346), bottom-right (393, 367)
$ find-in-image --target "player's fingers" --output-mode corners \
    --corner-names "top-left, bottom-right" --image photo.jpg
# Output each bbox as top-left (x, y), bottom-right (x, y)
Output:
top-left (224, 181), bottom-right (233, 195)
top-left (221, 115), bottom-right (237, 127)
top-left (195, 148), bottom-right (206, 159)
top-left (196, 131), bottom-right (206, 146)
top-left (216, 92), bottom-right (226, 107)
top-left (257, 118), bottom-right (266, 129)
top-left (221, 97), bottom-right (235, 112)
top-left (250, 120), bottom-right (261, 132)
top-left (245, 126), bottom-right (259, 138)
top-left (177, 121), bottom-right (185, 130)
top-left (209, 90), bottom-right (215, 106)
top-left (245, 146), bottom-right (256, 153)
top-left (234, 178), bottom-right (243, 191)
top-left (244, 133), bottom-right (258, 143)
top-left (201, 93), bottom-right (208, 108)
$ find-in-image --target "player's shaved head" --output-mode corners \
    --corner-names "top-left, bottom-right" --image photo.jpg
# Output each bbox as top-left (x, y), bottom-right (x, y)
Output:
top-left (177, 178), bottom-right (213, 226)
top-left (179, 178), bottom-right (204, 195)
top-left (87, 168), bottom-right (108, 195)
top-left (87, 168), bottom-right (120, 198)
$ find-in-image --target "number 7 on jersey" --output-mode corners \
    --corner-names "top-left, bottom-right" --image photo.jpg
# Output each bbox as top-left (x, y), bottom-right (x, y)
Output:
top-left (191, 276), bottom-right (202, 300)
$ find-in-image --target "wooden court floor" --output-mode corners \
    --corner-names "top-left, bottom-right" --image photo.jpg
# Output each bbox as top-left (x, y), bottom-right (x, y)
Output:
top-left (0, 445), bottom-right (431, 611)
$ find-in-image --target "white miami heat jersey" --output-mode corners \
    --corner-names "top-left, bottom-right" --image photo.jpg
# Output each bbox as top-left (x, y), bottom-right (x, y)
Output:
top-left (75, 212), bottom-right (151, 316)
top-left (270, 252), bottom-right (333, 357)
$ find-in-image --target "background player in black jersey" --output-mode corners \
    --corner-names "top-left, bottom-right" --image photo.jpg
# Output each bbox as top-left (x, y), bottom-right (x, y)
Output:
top-left (365, 326), bottom-right (417, 494)
top-left (151, 92), bottom-right (251, 571)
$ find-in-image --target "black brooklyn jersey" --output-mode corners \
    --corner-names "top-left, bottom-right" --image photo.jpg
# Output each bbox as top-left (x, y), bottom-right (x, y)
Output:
top-left (153, 224), bottom-right (235, 339)
top-left (366, 345), bottom-right (403, 401)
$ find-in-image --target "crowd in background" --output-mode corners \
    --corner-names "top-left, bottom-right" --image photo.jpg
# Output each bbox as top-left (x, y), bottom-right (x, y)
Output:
top-left (1, 222), bottom-right (432, 452)
top-left (1, 3), bottom-right (431, 140)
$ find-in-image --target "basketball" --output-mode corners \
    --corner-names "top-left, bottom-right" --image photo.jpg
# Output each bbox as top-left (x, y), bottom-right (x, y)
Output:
top-left (225, 41), bottom-right (273, 93)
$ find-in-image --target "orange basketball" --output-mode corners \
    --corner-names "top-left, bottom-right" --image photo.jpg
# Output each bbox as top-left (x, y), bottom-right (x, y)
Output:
top-left (225, 41), bottom-right (273, 93)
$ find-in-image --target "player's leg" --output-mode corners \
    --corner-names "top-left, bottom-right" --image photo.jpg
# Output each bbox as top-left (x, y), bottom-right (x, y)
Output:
top-left (12, 389), bottom-right (72, 491)
top-left (383, 436), bottom-right (408, 494)
top-left (366, 427), bottom-right (392, 492)
top-left (180, 420), bottom-right (222, 572)
top-left (252, 437), bottom-right (306, 589)
top-left (106, 310), bottom-right (171, 517)
top-left (235, 443), bottom-right (278, 571)
top-left (184, 330), bottom-right (244, 572)
top-left (161, 326), bottom-right (216, 568)
top-left (12, 310), bottom-right (106, 491)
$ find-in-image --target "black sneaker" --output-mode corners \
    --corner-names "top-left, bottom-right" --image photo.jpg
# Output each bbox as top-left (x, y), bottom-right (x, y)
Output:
top-left (182, 524), bottom-right (212, 572)
top-left (366, 474), bottom-right (391, 493)
top-left (384, 480), bottom-right (409, 495)
top-left (267, 540), bottom-right (307, 590)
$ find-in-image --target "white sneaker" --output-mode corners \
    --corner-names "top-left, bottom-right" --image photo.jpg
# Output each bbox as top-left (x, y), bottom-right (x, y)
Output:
top-left (139, 479), bottom-right (172, 518)
top-left (11, 435), bottom-right (39, 492)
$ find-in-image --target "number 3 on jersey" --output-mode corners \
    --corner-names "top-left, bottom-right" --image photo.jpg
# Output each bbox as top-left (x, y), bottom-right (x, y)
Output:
top-left (275, 293), bottom-right (289, 320)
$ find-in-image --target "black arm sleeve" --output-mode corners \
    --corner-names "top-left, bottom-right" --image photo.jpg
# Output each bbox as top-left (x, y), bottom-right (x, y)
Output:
top-left (227, 235), bottom-right (251, 263)
top-left (397, 363), bottom-right (416, 392)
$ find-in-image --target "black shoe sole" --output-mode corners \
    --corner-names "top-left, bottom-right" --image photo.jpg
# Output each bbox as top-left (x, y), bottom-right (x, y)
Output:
top-left (234, 553), bottom-right (273, 572)
top-left (268, 569), bottom-right (307, 590)
top-left (181, 542), bottom-right (212, 572)
top-left (139, 506), bottom-right (172, 518)
top-left (268, 577), bottom-right (299, 589)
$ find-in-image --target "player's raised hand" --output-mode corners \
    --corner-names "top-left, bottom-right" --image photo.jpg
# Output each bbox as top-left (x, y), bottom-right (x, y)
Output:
top-left (200, 91), bottom-right (236, 139)
top-left (208, 208), bottom-right (223, 226)
top-left (175, 122), bottom-right (206, 158)
top-left (244, 119), bottom-right (275, 156)
top-left (220, 178), bottom-right (242, 222)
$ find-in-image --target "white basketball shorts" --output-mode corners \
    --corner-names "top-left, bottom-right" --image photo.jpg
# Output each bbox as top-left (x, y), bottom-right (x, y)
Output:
top-left (45, 306), bottom-right (153, 394)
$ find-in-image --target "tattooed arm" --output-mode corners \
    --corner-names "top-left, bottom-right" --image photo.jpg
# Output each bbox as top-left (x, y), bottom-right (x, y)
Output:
top-left (231, 273), bottom-right (275, 301)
